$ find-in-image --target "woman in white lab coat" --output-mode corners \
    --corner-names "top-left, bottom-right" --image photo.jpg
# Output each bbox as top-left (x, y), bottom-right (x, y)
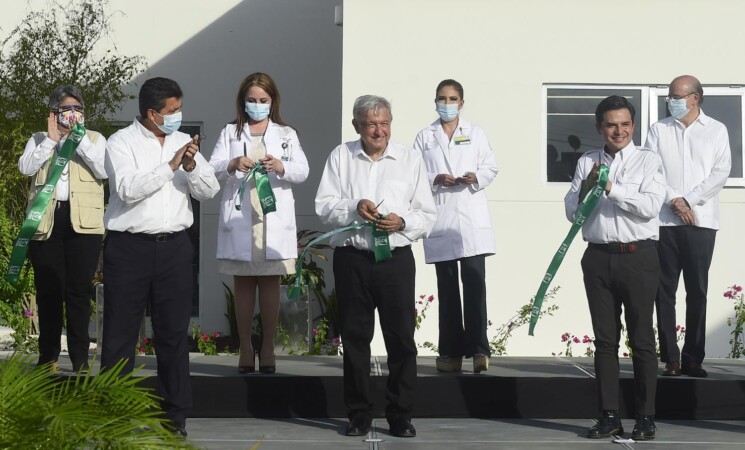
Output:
top-left (210, 72), bottom-right (309, 374)
top-left (413, 79), bottom-right (499, 373)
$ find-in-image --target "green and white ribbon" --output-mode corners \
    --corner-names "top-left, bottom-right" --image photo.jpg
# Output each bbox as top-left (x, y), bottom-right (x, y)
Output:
top-left (528, 165), bottom-right (609, 336)
top-left (235, 164), bottom-right (276, 214)
top-left (287, 220), bottom-right (392, 299)
top-left (6, 123), bottom-right (86, 284)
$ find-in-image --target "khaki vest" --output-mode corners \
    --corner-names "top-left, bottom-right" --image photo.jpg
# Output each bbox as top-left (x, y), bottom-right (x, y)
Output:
top-left (27, 131), bottom-right (105, 240)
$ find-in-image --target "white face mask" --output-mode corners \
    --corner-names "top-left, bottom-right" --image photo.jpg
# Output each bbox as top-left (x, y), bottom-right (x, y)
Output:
top-left (667, 98), bottom-right (691, 120)
top-left (153, 110), bottom-right (182, 134)
top-left (436, 102), bottom-right (459, 122)
top-left (245, 102), bottom-right (271, 121)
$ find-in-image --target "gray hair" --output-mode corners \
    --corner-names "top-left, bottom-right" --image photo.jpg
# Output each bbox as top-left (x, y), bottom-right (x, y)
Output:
top-left (48, 85), bottom-right (85, 110)
top-left (353, 95), bottom-right (391, 123)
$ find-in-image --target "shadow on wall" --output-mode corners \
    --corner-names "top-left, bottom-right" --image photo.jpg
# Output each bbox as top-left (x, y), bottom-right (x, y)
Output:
top-left (119, 0), bottom-right (343, 219)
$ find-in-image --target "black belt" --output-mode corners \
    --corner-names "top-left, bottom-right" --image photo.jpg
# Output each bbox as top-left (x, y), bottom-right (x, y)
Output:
top-left (588, 240), bottom-right (656, 254)
top-left (337, 245), bottom-right (411, 255)
top-left (110, 229), bottom-right (185, 243)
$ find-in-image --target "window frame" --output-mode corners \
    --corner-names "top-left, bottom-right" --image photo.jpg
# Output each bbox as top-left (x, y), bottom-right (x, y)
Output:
top-left (544, 84), bottom-right (745, 187)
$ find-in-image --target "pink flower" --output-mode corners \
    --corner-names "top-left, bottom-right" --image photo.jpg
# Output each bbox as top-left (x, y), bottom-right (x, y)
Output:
top-left (417, 300), bottom-right (423, 305)
top-left (143, 338), bottom-right (151, 344)
top-left (201, 333), bottom-right (209, 341)
top-left (675, 325), bottom-right (681, 331)
top-left (680, 327), bottom-right (686, 333)
top-left (724, 291), bottom-right (734, 299)
top-left (732, 285), bottom-right (742, 293)
top-left (623, 352), bottom-right (629, 357)
top-left (419, 294), bottom-right (425, 299)
top-left (23, 309), bottom-right (34, 318)
top-left (582, 335), bottom-right (593, 344)
top-left (561, 332), bottom-right (570, 342)
top-left (213, 332), bottom-right (220, 338)
top-left (572, 336), bottom-right (580, 344)
top-left (428, 295), bottom-right (435, 302)
top-left (331, 337), bottom-right (342, 346)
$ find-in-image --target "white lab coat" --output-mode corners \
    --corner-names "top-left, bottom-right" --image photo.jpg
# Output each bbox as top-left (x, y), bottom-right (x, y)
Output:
top-left (210, 121), bottom-right (309, 261)
top-left (413, 118), bottom-right (498, 263)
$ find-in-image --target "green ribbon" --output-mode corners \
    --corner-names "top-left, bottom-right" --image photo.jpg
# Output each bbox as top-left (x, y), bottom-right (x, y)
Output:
top-left (235, 164), bottom-right (277, 214)
top-left (528, 165), bottom-right (609, 336)
top-left (6, 124), bottom-right (86, 284)
top-left (287, 220), bottom-right (393, 299)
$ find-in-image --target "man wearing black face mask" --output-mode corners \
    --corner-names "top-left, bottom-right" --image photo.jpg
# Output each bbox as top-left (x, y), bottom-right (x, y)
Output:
top-left (100, 77), bottom-right (219, 438)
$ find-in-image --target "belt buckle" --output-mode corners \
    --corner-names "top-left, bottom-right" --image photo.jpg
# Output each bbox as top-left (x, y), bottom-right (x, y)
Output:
top-left (155, 234), bottom-right (169, 243)
top-left (621, 243), bottom-right (638, 253)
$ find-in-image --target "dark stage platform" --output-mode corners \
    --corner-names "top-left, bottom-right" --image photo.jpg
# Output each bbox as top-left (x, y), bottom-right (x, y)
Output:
top-left (58, 355), bottom-right (745, 420)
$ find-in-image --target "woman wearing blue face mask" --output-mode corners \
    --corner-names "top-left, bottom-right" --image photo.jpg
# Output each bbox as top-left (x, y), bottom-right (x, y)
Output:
top-left (18, 85), bottom-right (108, 374)
top-left (412, 79), bottom-right (499, 374)
top-left (209, 72), bottom-right (309, 374)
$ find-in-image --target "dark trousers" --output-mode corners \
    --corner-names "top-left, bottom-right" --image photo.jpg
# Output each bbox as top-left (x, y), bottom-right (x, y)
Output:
top-left (28, 201), bottom-right (101, 370)
top-left (582, 244), bottom-right (659, 416)
top-left (435, 255), bottom-right (490, 357)
top-left (101, 230), bottom-right (193, 426)
top-left (656, 226), bottom-right (716, 365)
top-left (334, 245), bottom-right (417, 423)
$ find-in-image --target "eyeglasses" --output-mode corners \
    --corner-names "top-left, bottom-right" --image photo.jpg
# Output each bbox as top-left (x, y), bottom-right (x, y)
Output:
top-left (56, 105), bottom-right (84, 113)
top-left (665, 92), bottom-right (697, 103)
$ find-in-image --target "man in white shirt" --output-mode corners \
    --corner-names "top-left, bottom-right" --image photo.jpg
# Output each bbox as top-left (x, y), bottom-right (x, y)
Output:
top-left (565, 96), bottom-right (666, 441)
top-left (315, 95), bottom-right (436, 438)
top-left (645, 75), bottom-right (732, 379)
top-left (101, 77), bottom-right (219, 438)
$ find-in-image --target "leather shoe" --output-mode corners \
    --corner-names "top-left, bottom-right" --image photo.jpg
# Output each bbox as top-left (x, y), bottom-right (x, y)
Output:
top-left (435, 356), bottom-right (462, 372)
top-left (345, 417), bottom-right (371, 436)
top-left (632, 415), bottom-right (656, 440)
top-left (389, 419), bottom-right (416, 438)
top-left (662, 361), bottom-right (681, 376)
top-left (587, 411), bottom-right (623, 439)
top-left (681, 363), bottom-right (708, 378)
top-left (473, 354), bottom-right (489, 373)
top-left (170, 423), bottom-right (187, 439)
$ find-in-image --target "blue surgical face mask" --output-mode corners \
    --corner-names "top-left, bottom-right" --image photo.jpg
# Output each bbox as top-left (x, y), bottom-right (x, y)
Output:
top-left (436, 102), bottom-right (459, 122)
top-left (667, 98), bottom-right (691, 120)
top-left (153, 110), bottom-right (182, 134)
top-left (245, 102), bottom-right (271, 121)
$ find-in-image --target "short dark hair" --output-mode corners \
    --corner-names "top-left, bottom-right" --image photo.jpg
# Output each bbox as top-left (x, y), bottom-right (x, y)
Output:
top-left (138, 77), bottom-right (183, 117)
top-left (48, 85), bottom-right (84, 110)
top-left (436, 79), bottom-right (464, 99)
top-left (595, 95), bottom-right (635, 125)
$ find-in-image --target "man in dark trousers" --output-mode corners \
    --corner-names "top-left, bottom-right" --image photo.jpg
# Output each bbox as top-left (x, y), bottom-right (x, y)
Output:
top-left (645, 75), bottom-right (731, 378)
top-left (315, 95), bottom-right (436, 438)
top-left (565, 95), bottom-right (666, 441)
top-left (101, 77), bottom-right (219, 437)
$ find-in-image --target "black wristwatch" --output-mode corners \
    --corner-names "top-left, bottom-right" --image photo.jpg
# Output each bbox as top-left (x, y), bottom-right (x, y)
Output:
top-left (399, 217), bottom-right (406, 231)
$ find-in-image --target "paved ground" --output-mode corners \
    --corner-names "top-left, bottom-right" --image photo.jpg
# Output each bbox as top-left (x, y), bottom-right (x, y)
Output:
top-left (184, 417), bottom-right (745, 449)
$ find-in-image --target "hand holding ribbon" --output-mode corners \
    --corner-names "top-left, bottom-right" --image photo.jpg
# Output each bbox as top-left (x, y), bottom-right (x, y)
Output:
top-left (528, 164), bottom-right (610, 335)
top-left (6, 123), bottom-right (86, 284)
top-left (235, 163), bottom-right (277, 214)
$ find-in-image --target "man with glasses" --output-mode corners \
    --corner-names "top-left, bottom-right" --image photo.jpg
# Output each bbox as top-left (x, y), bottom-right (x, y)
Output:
top-left (645, 75), bottom-right (732, 378)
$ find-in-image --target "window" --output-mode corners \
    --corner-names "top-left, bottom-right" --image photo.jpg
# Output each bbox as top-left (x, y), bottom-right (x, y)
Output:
top-left (545, 85), bottom-right (745, 186)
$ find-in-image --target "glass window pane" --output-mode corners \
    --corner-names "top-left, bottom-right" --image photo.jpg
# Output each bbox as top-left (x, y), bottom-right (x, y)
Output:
top-left (547, 88), bottom-right (642, 182)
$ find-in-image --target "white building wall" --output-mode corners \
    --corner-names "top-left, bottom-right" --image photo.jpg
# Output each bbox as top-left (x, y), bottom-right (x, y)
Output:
top-left (4, 0), bottom-right (745, 358)
top-left (343, 0), bottom-right (745, 357)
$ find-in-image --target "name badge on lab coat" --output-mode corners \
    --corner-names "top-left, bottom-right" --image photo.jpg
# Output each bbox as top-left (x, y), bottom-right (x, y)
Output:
top-left (454, 135), bottom-right (471, 145)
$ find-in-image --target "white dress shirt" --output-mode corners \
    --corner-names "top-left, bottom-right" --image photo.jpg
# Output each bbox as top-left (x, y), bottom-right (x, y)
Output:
top-left (645, 109), bottom-right (732, 230)
top-left (104, 118), bottom-right (220, 234)
top-left (315, 139), bottom-right (437, 250)
top-left (564, 142), bottom-right (666, 244)
top-left (19, 132), bottom-right (108, 200)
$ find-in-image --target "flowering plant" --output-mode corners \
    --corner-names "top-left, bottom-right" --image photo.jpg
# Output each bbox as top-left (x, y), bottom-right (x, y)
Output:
top-left (137, 337), bottom-right (155, 355)
top-left (554, 332), bottom-right (594, 357)
top-left (490, 286), bottom-right (560, 356)
top-left (724, 284), bottom-right (745, 359)
top-left (191, 323), bottom-right (219, 356)
top-left (415, 294), bottom-right (435, 331)
top-left (286, 318), bottom-right (342, 356)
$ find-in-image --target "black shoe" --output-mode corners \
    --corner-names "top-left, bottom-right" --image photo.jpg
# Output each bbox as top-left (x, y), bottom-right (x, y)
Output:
top-left (632, 416), bottom-right (656, 440)
top-left (389, 419), bottom-right (416, 438)
top-left (587, 411), bottom-right (623, 439)
top-left (170, 423), bottom-right (187, 439)
top-left (72, 362), bottom-right (90, 375)
top-left (345, 417), bottom-right (372, 436)
top-left (681, 363), bottom-right (708, 378)
top-left (662, 361), bottom-right (681, 376)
